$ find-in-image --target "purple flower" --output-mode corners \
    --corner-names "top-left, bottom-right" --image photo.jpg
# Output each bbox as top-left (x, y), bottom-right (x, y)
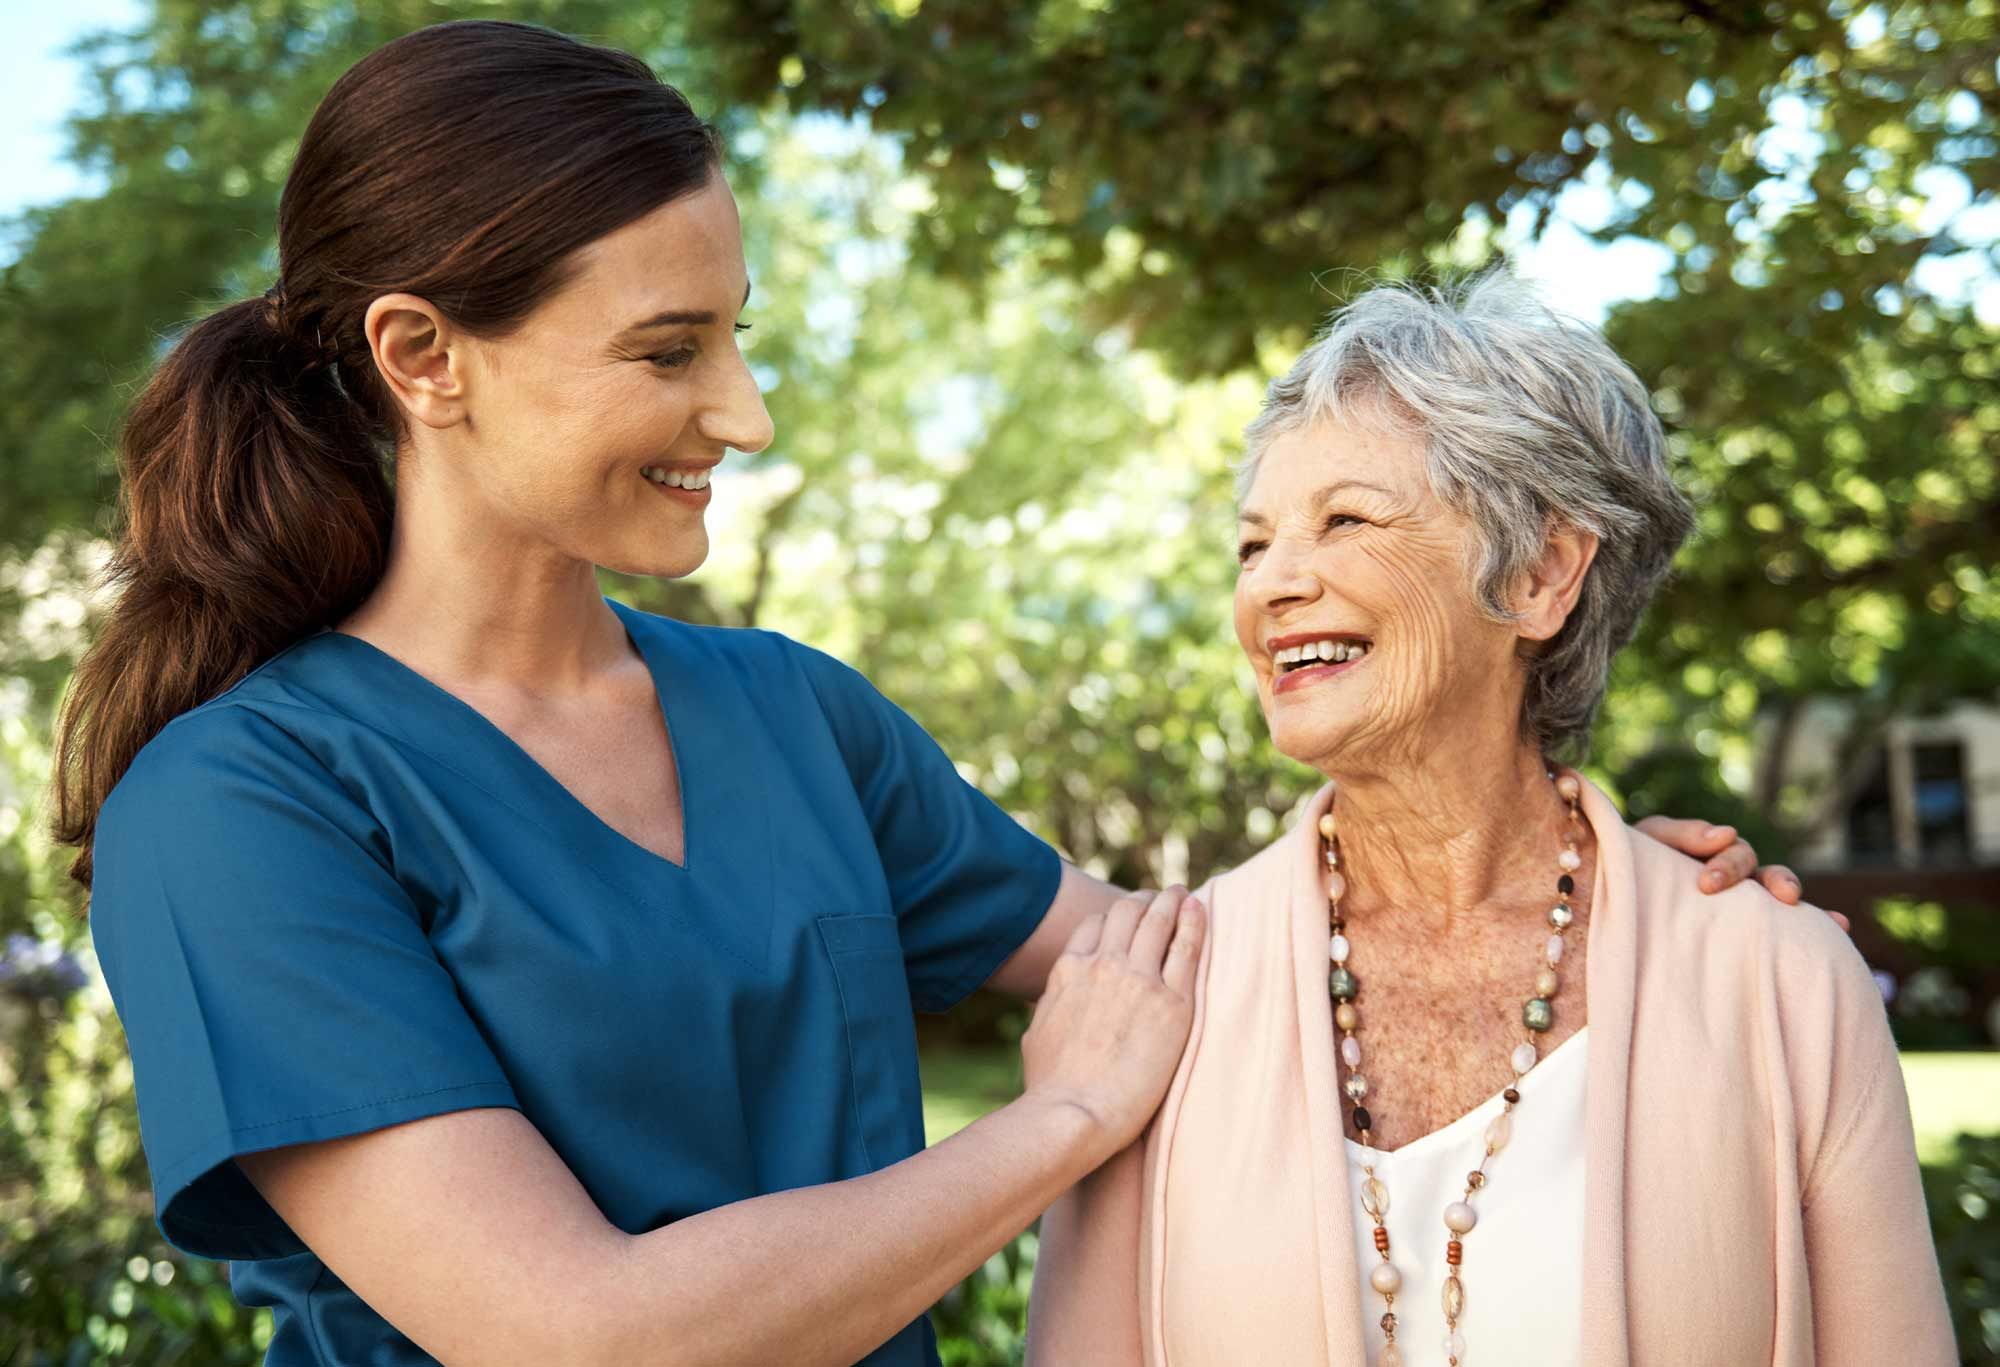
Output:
top-left (0, 934), bottom-right (89, 1001)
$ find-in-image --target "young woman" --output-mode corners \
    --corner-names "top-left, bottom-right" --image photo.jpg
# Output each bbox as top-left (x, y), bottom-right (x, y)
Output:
top-left (51, 21), bottom-right (1806, 1367)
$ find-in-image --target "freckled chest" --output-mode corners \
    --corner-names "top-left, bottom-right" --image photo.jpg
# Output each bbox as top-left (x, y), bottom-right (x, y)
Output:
top-left (1331, 897), bottom-right (1591, 1152)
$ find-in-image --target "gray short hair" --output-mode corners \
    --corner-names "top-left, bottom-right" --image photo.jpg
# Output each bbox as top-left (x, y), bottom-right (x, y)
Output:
top-left (1239, 270), bottom-right (1694, 759)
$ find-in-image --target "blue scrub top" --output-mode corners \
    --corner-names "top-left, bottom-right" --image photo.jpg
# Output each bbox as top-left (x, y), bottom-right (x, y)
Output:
top-left (88, 597), bottom-right (1062, 1367)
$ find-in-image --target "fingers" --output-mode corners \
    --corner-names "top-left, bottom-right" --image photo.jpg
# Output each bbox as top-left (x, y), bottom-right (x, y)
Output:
top-left (1698, 838), bottom-right (1759, 893)
top-left (1096, 891), bottom-right (1149, 957)
top-left (1128, 886), bottom-right (1189, 968)
top-left (1637, 814), bottom-right (1739, 859)
top-left (1162, 896), bottom-right (1205, 997)
top-left (1754, 863), bottom-right (1804, 905)
top-left (1063, 910), bottom-right (1107, 958)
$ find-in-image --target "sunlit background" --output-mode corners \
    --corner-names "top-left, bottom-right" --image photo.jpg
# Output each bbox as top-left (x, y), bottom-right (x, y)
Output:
top-left (2, 2), bottom-right (1996, 1362)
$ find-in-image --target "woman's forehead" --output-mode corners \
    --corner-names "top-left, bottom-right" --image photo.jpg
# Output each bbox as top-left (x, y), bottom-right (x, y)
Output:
top-left (1240, 421), bottom-right (1425, 516)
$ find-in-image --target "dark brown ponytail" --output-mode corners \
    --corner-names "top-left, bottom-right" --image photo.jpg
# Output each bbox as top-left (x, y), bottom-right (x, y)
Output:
top-left (51, 20), bottom-right (723, 891)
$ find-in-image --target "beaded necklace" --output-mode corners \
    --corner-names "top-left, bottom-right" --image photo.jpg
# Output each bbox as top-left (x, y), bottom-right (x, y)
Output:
top-left (1320, 768), bottom-right (1585, 1367)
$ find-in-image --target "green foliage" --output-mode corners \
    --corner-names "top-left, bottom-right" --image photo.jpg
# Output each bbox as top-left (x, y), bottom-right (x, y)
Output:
top-left (1877, 897), bottom-right (2000, 1051)
top-left (931, 1232), bottom-right (1037, 1367)
top-left (1923, 1132), bottom-right (2000, 1364)
top-left (0, 0), bottom-right (1995, 1361)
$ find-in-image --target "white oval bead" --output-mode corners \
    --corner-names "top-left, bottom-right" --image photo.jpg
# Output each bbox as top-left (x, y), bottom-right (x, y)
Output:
top-left (1511, 1042), bottom-right (1537, 1075)
top-left (1330, 933), bottom-right (1350, 961)
top-left (1559, 848), bottom-right (1582, 871)
top-left (1361, 1176), bottom-right (1389, 1218)
top-left (1341, 1035), bottom-right (1362, 1068)
top-left (1484, 1111), bottom-right (1512, 1153)
top-left (1546, 933), bottom-right (1565, 965)
top-left (1444, 1330), bottom-right (1467, 1361)
top-left (1369, 1260), bottom-right (1402, 1294)
top-left (1318, 812), bottom-right (1337, 839)
top-left (1326, 871), bottom-right (1347, 903)
top-left (1380, 1347), bottom-right (1404, 1367)
top-left (1443, 1200), bottom-right (1478, 1234)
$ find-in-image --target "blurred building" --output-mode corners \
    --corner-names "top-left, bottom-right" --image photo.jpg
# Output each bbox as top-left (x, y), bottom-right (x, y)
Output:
top-left (1783, 698), bottom-right (2000, 885)
top-left (1772, 698), bottom-right (2000, 1042)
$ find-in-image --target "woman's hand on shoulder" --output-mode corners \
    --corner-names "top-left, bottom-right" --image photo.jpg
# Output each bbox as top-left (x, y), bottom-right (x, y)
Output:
top-left (1634, 816), bottom-right (1849, 933)
top-left (1020, 886), bottom-right (1204, 1160)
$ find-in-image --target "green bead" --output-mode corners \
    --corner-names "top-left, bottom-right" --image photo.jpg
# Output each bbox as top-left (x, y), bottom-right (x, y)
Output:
top-left (1329, 966), bottom-right (1359, 1001)
top-left (1523, 997), bottom-right (1554, 1032)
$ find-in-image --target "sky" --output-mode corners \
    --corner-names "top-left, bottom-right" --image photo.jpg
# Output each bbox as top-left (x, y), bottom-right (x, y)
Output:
top-left (1, 5), bottom-right (1990, 326)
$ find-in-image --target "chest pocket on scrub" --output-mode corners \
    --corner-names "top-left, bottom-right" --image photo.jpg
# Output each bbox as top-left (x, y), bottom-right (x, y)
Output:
top-left (816, 914), bottom-right (925, 1168)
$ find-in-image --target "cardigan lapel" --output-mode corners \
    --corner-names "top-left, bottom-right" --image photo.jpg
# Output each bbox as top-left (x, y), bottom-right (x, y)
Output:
top-left (1289, 784), bottom-right (1372, 1366)
top-left (1577, 777), bottom-right (1638, 1364)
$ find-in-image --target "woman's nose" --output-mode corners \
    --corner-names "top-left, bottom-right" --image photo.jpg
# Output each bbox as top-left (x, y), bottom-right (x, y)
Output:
top-left (1246, 538), bottom-right (1321, 615)
top-left (703, 347), bottom-right (775, 456)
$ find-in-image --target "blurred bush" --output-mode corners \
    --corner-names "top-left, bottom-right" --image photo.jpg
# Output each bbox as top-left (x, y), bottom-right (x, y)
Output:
top-left (1925, 1132), bottom-right (2000, 1364)
top-left (1878, 898), bottom-right (2000, 1051)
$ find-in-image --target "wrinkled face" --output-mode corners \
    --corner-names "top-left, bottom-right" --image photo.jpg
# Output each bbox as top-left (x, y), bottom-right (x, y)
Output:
top-left (441, 170), bottom-right (773, 579)
top-left (1233, 417), bottom-right (1527, 772)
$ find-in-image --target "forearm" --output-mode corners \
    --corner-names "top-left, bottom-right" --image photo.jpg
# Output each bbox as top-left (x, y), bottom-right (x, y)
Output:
top-left (587, 1094), bottom-right (1105, 1367)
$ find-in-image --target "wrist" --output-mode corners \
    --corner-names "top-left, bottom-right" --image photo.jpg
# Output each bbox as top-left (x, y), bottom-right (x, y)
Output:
top-left (1010, 1089), bottom-right (1120, 1175)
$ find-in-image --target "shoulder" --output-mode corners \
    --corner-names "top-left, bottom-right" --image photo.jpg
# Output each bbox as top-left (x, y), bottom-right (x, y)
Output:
top-left (98, 694), bottom-right (379, 892)
top-left (1622, 826), bottom-right (1891, 1137)
top-left (609, 599), bottom-right (832, 687)
top-left (1624, 827), bottom-right (1864, 996)
top-left (1205, 828), bottom-right (1307, 912)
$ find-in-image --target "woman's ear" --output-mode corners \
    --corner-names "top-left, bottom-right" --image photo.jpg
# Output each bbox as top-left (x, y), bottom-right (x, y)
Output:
top-left (363, 292), bottom-right (468, 431)
top-left (1514, 521), bottom-right (1601, 643)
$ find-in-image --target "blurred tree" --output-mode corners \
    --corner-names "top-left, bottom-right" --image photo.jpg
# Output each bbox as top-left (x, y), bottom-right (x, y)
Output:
top-left (681, 0), bottom-right (2000, 850)
top-left (2, 1), bottom-right (1998, 1359)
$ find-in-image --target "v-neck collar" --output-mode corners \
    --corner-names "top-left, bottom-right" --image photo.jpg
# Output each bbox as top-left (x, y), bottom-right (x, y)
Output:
top-left (294, 596), bottom-right (774, 968)
top-left (1283, 777), bottom-right (1638, 1366)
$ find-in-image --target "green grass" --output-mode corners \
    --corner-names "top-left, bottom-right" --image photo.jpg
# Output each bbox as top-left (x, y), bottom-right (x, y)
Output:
top-left (921, 1046), bottom-right (1023, 1145)
top-left (1901, 1051), bottom-right (2000, 1163)
top-left (921, 1046), bottom-right (2000, 1158)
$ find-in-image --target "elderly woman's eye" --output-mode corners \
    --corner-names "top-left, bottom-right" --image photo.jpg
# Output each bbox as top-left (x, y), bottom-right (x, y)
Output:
top-left (1325, 513), bottom-right (1365, 531)
top-left (1236, 539), bottom-right (1267, 565)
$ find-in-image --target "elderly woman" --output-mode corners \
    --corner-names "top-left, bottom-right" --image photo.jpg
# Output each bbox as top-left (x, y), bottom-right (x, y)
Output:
top-left (1026, 277), bottom-right (1954, 1367)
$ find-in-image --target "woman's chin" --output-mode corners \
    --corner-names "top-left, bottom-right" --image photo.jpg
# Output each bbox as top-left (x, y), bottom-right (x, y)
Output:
top-left (1265, 706), bottom-right (1367, 772)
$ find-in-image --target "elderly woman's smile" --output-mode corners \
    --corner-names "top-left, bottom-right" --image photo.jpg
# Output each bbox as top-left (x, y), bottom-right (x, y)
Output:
top-left (1235, 416), bottom-right (1562, 774)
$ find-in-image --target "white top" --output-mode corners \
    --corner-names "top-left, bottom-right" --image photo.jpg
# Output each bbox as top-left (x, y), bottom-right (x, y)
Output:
top-left (1343, 1027), bottom-right (1589, 1367)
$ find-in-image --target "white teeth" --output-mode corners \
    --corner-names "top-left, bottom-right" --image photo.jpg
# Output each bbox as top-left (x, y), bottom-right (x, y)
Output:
top-left (642, 466), bottom-right (711, 490)
top-left (1273, 637), bottom-right (1371, 669)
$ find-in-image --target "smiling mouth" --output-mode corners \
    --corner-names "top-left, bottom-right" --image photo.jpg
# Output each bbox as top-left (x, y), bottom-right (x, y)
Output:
top-left (642, 465), bottom-right (713, 502)
top-left (1271, 636), bottom-right (1373, 692)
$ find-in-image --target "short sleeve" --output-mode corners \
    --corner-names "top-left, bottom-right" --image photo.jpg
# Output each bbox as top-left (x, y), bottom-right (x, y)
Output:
top-left (793, 643), bottom-right (1063, 1012)
top-left (88, 706), bottom-right (520, 1261)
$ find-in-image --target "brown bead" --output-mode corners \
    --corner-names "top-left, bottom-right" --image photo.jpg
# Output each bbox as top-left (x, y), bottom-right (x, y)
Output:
top-left (1502, 1087), bottom-right (1520, 1105)
top-left (1466, 1170), bottom-right (1486, 1189)
top-left (1380, 1312), bottom-right (1397, 1334)
top-left (1446, 1239), bottom-right (1462, 1266)
top-left (1335, 1003), bottom-right (1360, 1031)
top-left (1372, 1225), bottom-right (1390, 1254)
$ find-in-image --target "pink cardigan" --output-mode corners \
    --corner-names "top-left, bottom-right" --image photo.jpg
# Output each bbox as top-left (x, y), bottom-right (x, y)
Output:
top-left (1029, 777), bottom-right (1956, 1365)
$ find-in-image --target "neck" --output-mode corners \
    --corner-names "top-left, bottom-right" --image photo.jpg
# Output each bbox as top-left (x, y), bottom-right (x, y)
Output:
top-left (334, 464), bottom-right (629, 694)
top-left (1325, 741), bottom-right (1578, 939)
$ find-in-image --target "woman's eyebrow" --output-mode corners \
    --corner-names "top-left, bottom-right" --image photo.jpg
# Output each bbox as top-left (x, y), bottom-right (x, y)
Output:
top-left (613, 281), bottom-right (754, 338)
top-left (1239, 479), bottom-right (1399, 530)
